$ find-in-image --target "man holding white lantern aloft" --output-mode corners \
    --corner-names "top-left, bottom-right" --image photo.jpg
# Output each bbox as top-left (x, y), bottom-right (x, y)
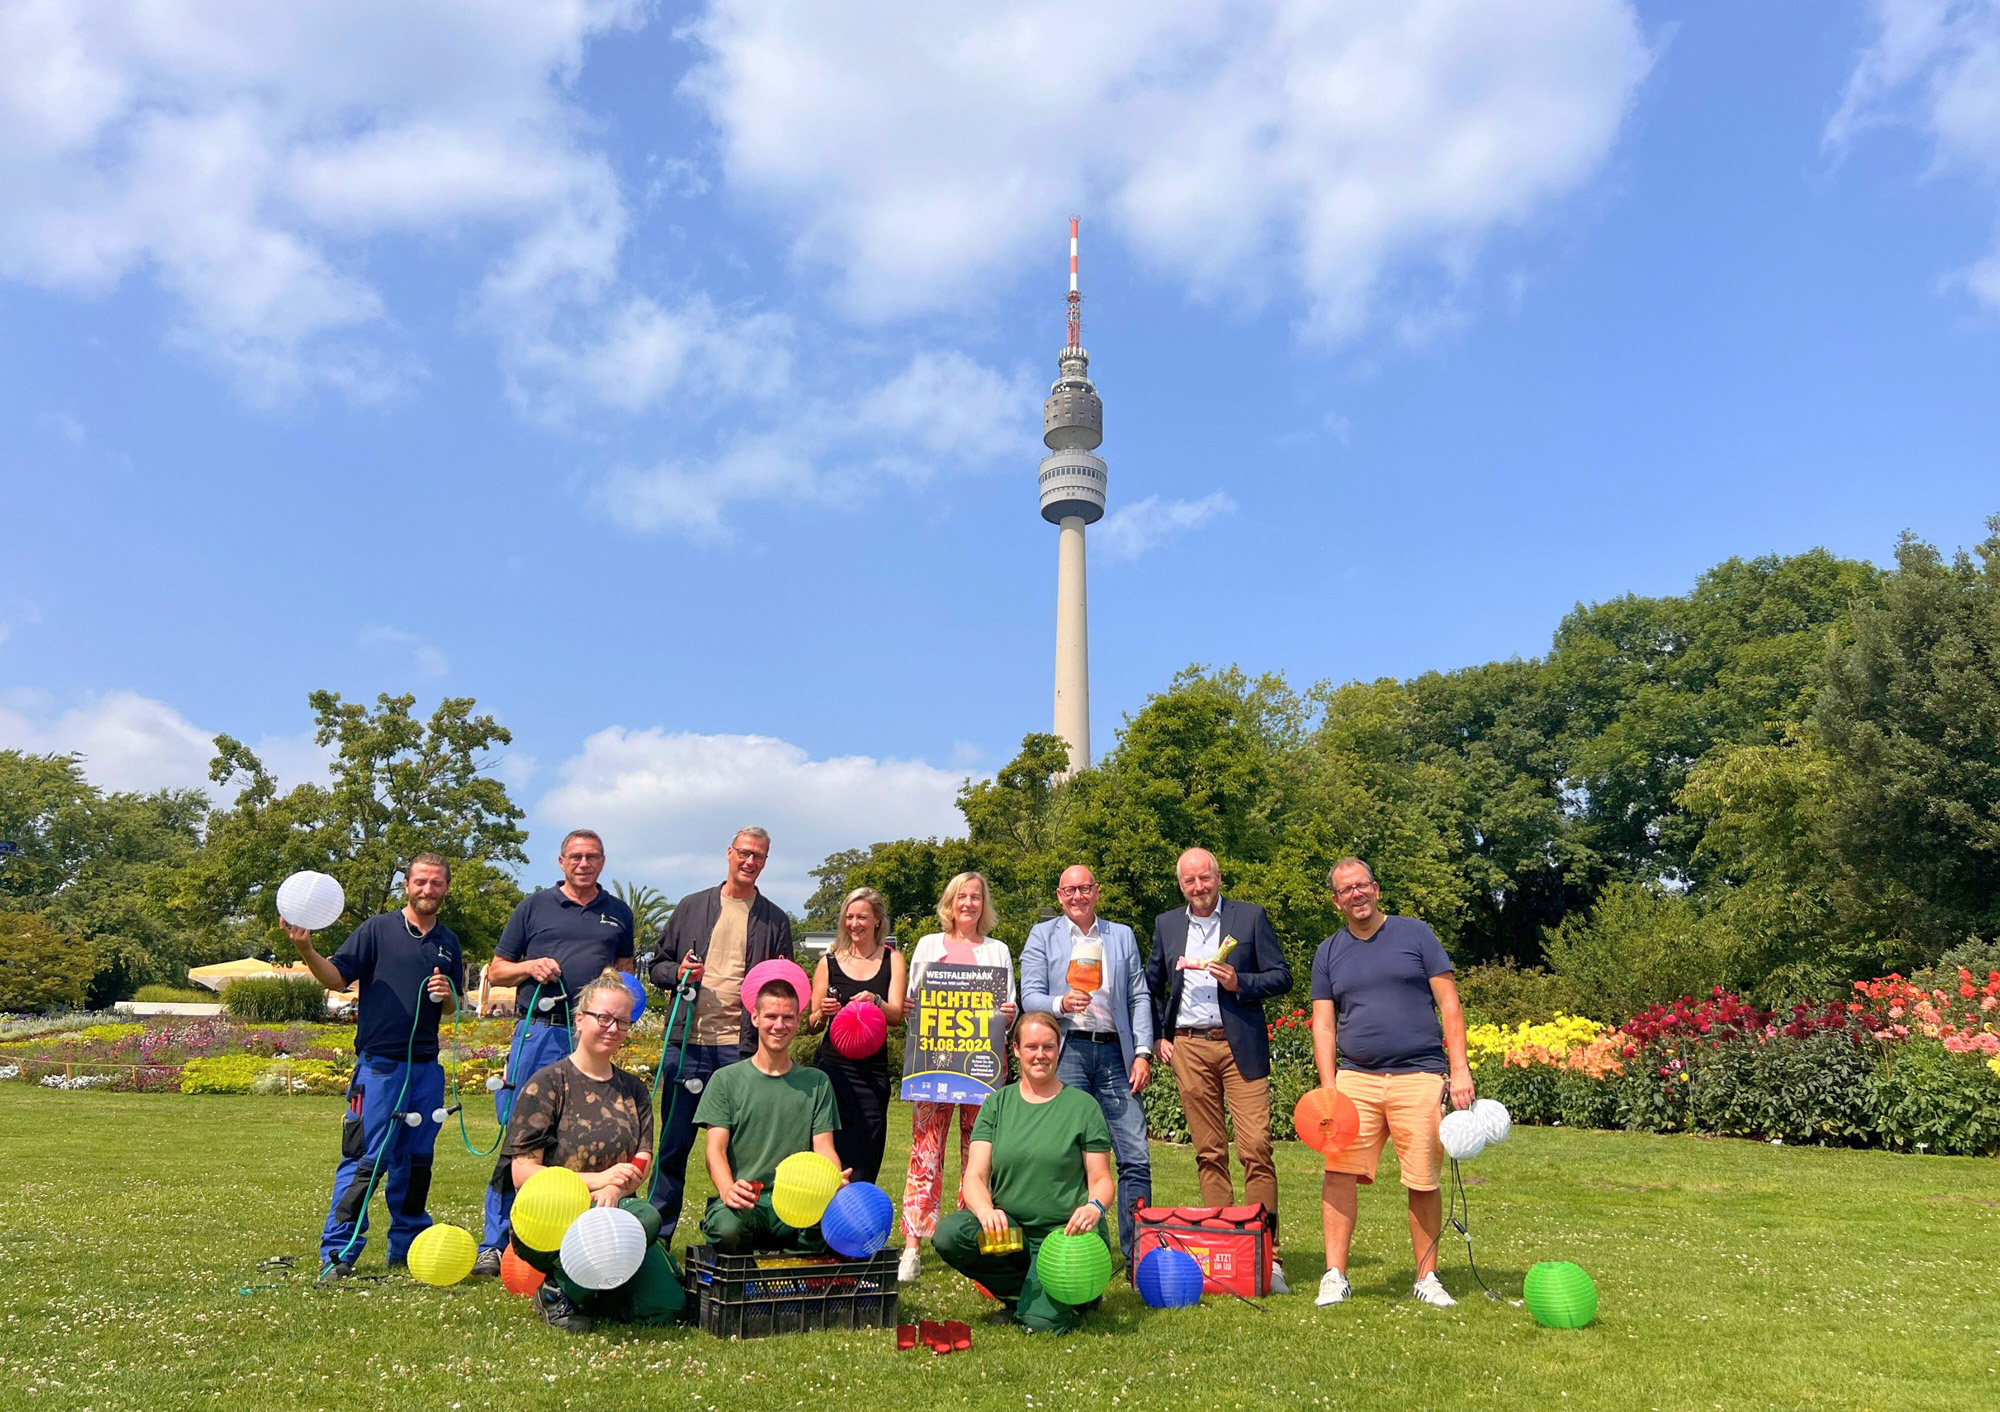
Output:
top-left (1309, 856), bottom-right (1474, 1310)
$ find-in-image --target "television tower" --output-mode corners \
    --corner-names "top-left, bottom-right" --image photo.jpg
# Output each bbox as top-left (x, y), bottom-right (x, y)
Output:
top-left (1039, 217), bottom-right (1106, 773)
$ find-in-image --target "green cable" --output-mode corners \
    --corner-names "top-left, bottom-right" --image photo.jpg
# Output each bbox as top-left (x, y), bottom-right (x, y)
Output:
top-left (644, 981), bottom-right (696, 1205)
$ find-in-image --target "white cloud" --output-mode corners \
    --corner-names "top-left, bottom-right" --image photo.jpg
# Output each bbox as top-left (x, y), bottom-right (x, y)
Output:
top-left (359, 625), bottom-right (450, 678)
top-left (1831, 0), bottom-right (2000, 308)
top-left (0, 689), bottom-right (327, 796)
top-left (591, 350), bottom-right (1036, 538)
top-left (1095, 491), bottom-right (1237, 561)
top-left (538, 727), bottom-right (971, 908)
top-left (685, 0), bottom-right (1652, 335)
top-left (0, 0), bottom-right (776, 409)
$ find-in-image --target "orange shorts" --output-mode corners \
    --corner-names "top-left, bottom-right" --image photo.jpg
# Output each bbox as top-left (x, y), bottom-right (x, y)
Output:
top-left (1324, 1070), bottom-right (1446, 1191)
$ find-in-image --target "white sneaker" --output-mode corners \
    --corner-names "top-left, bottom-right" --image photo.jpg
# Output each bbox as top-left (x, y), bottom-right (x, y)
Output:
top-left (1268, 1259), bottom-right (1291, 1295)
top-left (1412, 1272), bottom-right (1457, 1307)
top-left (1315, 1269), bottom-right (1351, 1306)
top-left (897, 1247), bottom-right (922, 1283)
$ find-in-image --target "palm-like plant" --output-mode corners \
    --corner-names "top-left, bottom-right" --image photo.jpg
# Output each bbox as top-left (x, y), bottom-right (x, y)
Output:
top-left (610, 880), bottom-right (675, 961)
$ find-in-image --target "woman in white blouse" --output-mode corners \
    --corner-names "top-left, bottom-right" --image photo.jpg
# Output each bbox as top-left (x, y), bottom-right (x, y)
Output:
top-left (897, 871), bottom-right (1017, 1283)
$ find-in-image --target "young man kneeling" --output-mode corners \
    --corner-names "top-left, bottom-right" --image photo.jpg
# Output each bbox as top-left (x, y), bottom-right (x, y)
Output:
top-left (694, 978), bottom-right (846, 1252)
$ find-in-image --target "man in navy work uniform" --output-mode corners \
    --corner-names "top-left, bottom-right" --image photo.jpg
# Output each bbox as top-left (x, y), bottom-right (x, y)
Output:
top-left (286, 852), bottom-right (464, 1278)
top-left (646, 826), bottom-right (793, 1242)
top-left (1309, 856), bottom-right (1474, 1310)
top-left (473, 828), bottom-right (635, 1273)
top-left (1020, 862), bottom-right (1153, 1266)
top-left (1145, 846), bottom-right (1295, 1294)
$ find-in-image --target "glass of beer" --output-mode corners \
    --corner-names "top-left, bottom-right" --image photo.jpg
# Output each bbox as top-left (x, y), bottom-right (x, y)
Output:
top-left (1066, 937), bottom-right (1104, 994)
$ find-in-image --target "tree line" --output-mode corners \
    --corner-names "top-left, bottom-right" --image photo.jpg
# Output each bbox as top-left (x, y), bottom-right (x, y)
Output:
top-left (809, 518), bottom-right (2000, 1019)
top-left (6, 518), bottom-right (2000, 1019)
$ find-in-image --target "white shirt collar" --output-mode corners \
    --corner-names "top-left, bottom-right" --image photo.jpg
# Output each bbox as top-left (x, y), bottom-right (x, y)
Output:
top-left (1066, 914), bottom-right (1103, 941)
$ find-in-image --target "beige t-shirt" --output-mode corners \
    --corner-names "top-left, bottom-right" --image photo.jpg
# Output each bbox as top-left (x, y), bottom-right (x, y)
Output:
top-left (693, 894), bottom-right (751, 1046)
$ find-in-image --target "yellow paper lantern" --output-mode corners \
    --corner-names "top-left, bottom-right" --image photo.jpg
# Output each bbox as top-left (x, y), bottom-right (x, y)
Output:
top-left (771, 1151), bottom-right (841, 1229)
top-left (512, 1166), bottom-right (591, 1252)
top-left (407, 1223), bottom-right (477, 1286)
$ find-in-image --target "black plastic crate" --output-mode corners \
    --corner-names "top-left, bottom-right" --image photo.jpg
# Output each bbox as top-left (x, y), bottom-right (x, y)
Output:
top-left (685, 1245), bottom-right (900, 1339)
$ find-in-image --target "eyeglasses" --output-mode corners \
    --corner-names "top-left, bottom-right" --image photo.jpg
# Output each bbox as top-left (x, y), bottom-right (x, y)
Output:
top-left (562, 851), bottom-right (605, 864)
top-left (730, 847), bottom-right (769, 863)
top-left (1334, 882), bottom-right (1377, 897)
top-left (1057, 884), bottom-right (1098, 897)
top-left (579, 1010), bottom-right (631, 1030)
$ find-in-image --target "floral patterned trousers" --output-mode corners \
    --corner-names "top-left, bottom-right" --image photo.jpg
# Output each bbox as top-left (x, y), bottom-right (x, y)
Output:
top-left (901, 1100), bottom-right (979, 1241)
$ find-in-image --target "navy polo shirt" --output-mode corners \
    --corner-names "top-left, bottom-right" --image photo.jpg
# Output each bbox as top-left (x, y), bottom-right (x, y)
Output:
top-left (493, 885), bottom-right (635, 1023)
top-left (1309, 914), bottom-right (1454, 1075)
top-left (330, 912), bottom-right (466, 1061)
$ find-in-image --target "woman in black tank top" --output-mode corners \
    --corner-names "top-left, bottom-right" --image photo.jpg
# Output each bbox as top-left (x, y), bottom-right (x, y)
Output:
top-left (808, 887), bottom-right (908, 1185)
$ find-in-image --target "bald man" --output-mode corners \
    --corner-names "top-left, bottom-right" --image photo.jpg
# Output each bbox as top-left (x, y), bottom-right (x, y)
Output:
top-left (1020, 864), bottom-right (1154, 1264)
top-left (1145, 848), bottom-right (1294, 1294)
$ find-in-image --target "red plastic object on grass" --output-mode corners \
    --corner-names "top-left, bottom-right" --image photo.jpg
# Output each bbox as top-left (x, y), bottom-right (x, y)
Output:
top-left (1130, 1204), bottom-right (1276, 1300)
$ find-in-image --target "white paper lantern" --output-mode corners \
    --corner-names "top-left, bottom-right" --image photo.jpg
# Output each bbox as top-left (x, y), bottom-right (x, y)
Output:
top-left (558, 1205), bottom-right (647, 1291)
top-left (1439, 1109), bottom-right (1489, 1162)
top-left (276, 870), bottom-right (346, 931)
top-left (1471, 1097), bottom-right (1512, 1145)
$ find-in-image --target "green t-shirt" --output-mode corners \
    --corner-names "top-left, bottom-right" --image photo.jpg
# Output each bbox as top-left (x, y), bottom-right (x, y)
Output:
top-left (692, 1058), bottom-right (840, 1186)
top-left (969, 1083), bottom-right (1112, 1231)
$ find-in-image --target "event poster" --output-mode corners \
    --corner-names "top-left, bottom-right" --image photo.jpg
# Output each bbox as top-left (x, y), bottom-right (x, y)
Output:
top-left (900, 962), bottom-right (1008, 1104)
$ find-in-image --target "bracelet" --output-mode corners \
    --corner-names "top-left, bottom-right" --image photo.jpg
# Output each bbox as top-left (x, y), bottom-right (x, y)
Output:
top-left (1088, 1197), bottom-right (1106, 1214)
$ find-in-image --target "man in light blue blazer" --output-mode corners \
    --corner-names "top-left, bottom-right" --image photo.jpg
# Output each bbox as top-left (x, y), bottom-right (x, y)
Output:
top-left (1021, 863), bottom-right (1154, 1265)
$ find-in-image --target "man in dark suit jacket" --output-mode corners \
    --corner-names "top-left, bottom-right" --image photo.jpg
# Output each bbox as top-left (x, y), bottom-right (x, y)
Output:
top-left (643, 827), bottom-right (794, 1239)
top-left (1146, 846), bottom-right (1295, 1293)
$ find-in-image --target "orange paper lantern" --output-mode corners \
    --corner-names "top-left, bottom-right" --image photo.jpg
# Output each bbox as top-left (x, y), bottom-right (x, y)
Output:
top-left (500, 1243), bottom-right (542, 1297)
top-left (1294, 1086), bottom-right (1360, 1155)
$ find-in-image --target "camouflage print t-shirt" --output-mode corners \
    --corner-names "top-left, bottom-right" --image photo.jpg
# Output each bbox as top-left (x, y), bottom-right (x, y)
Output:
top-left (497, 1056), bottom-right (654, 1192)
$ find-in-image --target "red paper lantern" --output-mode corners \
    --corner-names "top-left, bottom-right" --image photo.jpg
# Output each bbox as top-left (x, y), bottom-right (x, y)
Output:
top-left (829, 998), bottom-right (889, 1059)
top-left (1294, 1086), bottom-right (1360, 1155)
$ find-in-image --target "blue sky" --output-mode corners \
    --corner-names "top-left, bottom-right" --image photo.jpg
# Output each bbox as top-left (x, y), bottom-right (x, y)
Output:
top-left (4, 0), bottom-right (1999, 907)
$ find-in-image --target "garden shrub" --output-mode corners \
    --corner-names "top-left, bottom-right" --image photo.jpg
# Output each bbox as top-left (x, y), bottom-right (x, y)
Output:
top-left (1542, 883), bottom-right (1738, 1023)
top-left (1457, 962), bottom-right (1578, 1025)
top-left (1866, 1040), bottom-right (2000, 1156)
top-left (134, 984), bottom-right (220, 1004)
top-left (180, 1054), bottom-right (272, 1093)
top-left (224, 976), bottom-right (330, 1023)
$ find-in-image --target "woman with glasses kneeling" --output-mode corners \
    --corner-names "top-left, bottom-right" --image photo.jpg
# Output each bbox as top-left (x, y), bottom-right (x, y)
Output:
top-left (931, 1010), bottom-right (1116, 1333)
top-left (499, 967), bottom-right (684, 1332)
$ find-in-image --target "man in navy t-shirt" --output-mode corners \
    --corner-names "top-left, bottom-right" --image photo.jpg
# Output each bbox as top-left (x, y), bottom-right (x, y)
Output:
top-left (1308, 856), bottom-right (1473, 1311)
top-left (474, 828), bottom-right (635, 1269)
top-left (286, 852), bottom-right (465, 1277)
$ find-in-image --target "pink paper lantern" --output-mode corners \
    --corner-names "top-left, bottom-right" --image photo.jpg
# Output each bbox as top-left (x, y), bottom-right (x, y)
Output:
top-left (829, 999), bottom-right (888, 1059)
top-left (740, 957), bottom-right (812, 1013)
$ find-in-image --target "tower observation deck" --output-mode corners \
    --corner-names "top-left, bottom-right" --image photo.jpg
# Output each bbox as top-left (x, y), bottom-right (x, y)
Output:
top-left (1041, 218), bottom-right (1103, 772)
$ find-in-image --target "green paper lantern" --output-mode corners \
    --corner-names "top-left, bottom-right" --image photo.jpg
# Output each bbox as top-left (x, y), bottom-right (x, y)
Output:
top-left (1035, 1230), bottom-right (1113, 1307)
top-left (1523, 1261), bottom-right (1598, 1328)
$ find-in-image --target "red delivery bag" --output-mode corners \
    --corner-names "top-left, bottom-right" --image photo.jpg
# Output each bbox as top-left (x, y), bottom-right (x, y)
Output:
top-left (1130, 1204), bottom-right (1274, 1299)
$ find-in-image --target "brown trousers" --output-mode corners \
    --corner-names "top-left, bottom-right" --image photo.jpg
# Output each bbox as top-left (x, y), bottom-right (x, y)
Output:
top-left (1168, 1033), bottom-right (1278, 1235)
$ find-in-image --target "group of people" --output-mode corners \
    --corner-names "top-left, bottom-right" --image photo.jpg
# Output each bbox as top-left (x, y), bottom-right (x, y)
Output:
top-left (292, 825), bottom-right (1479, 1333)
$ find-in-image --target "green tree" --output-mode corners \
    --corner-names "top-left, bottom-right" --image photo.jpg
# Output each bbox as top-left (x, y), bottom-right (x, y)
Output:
top-left (1813, 518), bottom-right (2000, 956)
top-left (0, 751), bottom-right (213, 1004)
top-left (179, 691), bottom-right (528, 961)
top-left (1540, 882), bottom-right (1738, 1022)
top-left (0, 911), bottom-right (95, 1011)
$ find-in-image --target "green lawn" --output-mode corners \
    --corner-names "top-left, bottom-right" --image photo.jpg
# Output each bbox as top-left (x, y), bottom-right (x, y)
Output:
top-left (2, 1086), bottom-right (1996, 1411)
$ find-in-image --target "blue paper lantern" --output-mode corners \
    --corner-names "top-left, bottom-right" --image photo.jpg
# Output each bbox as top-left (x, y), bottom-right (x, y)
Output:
top-left (1135, 1247), bottom-right (1205, 1308)
top-left (621, 972), bottom-right (648, 1023)
top-left (820, 1181), bottom-right (895, 1259)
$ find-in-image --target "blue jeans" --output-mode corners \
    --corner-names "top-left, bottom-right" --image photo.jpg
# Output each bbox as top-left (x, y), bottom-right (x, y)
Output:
top-left (650, 1042), bottom-right (738, 1242)
top-left (322, 1055), bottom-right (446, 1265)
top-left (1057, 1036), bottom-right (1152, 1261)
top-left (479, 1018), bottom-right (574, 1253)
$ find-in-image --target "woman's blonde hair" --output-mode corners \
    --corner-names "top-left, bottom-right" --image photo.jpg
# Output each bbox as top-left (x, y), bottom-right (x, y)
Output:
top-left (1013, 1010), bottom-right (1063, 1048)
top-left (575, 967), bottom-right (635, 1018)
top-left (833, 886), bottom-right (890, 957)
top-left (934, 871), bottom-right (997, 939)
